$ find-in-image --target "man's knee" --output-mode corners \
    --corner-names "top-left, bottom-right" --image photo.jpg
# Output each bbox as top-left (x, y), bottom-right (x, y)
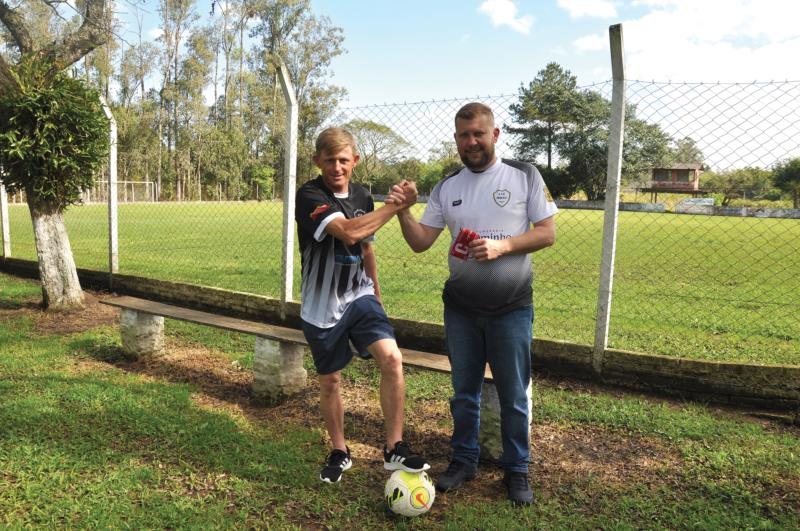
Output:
top-left (369, 339), bottom-right (402, 374)
top-left (319, 372), bottom-right (341, 397)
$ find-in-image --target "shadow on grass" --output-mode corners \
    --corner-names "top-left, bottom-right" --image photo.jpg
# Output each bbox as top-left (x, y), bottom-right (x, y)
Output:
top-left (65, 334), bottom-right (446, 465)
top-left (0, 299), bottom-right (41, 311)
top-left (0, 371), bottom-right (319, 487)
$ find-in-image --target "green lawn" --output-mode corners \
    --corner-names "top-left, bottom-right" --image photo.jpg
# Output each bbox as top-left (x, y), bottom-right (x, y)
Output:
top-left (4, 200), bottom-right (800, 365)
top-left (0, 272), bottom-right (798, 529)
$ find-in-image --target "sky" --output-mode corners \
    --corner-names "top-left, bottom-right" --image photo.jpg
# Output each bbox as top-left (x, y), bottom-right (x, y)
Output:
top-left (106, 0), bottom-right (800, 169)
top-left (304, 0), bottom-right (800, 107)
top-left (116, 0), bottom-right (800, 108)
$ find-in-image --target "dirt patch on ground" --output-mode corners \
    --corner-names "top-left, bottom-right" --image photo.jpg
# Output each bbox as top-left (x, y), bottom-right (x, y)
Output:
top-left (34, 292), bottom-right (119, 335)
top-left (72, 333), bottom-right (686, 508)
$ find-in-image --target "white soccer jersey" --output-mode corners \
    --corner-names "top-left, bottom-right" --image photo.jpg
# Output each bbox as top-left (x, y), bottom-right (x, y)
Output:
top-left (420, 158), bottom-right (558, 316)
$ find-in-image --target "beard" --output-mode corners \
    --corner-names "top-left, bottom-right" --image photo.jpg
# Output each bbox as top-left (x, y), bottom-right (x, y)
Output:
top-left (459, 144), bottom-right (494, 171)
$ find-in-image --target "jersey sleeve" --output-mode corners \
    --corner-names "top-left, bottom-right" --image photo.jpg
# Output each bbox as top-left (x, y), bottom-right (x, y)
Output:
top-left (419, 180), bottom-right (446, 229)
top-left (527, 166), bottom-right (559, 223)
top-left (296, 185), bottom-right (345, 242)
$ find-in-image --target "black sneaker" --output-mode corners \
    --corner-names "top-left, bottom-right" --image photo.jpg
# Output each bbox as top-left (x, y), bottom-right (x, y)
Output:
top-left (383, 441), bottom-right (430, 472)
top-left (435, 459), bottom-right (476, 492)
top-left (503, 471), bottom-right (533, 506)
top-left (320, 447), bottom-right (352, 483)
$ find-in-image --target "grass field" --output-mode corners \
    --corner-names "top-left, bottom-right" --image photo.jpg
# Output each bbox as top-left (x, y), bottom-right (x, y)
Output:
top-left (1, 272), bottom-right (799, 529)
top-left (4, 200), bottom-right (799, 365)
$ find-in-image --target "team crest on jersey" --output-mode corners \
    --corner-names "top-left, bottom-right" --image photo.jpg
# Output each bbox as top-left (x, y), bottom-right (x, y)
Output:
top-left (310, 204), bottom-right (330, 221)
top-left (493, 189), bottom-right (511, 207)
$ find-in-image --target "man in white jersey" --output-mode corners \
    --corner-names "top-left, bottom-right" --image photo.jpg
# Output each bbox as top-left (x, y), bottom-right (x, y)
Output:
top-left (392, 103), bottom-right (556, 506)
top-left (295, 127), bottom-right (429, 484)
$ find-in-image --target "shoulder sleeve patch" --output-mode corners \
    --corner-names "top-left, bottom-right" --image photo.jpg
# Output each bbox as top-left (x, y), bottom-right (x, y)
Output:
top-left (310, 204), bottom-right (331, 221)
top-left (543, 185), bottom-right (554, 203)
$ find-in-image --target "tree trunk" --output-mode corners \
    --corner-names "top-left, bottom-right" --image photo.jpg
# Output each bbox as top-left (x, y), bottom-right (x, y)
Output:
top-left (27, 193), bottom-right (85, 311)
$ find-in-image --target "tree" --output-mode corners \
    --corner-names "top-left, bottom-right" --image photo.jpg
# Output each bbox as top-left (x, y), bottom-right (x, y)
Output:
top-left (343, 119), bottom-right (410, 192)
top-left (557, 89), bottom-right (609, 200)
top-left (539, 166), bottom-right (580, 199)
top-left (669, 136), bottom-right (704, 166)
top-left (405, 141), bottom-right (462, 196)
top-left (249, 1), bottom-right (345, 184)
top-left (702, 167), bottom-right (772, 206)
top-left (0, 0), bottom-right (111, 311)
top-left (621, 107), bottom-right (673, 185)
top-left (281, 11), bottom-right (345, 179)
top-left (156, 0), bottom-right (198, 201)
top-left (507, 62), bottom-right (580, 169)
top-left (772, 158), bottom-right (800, 208)
top-left (510, 64), bottom-right (674, 200)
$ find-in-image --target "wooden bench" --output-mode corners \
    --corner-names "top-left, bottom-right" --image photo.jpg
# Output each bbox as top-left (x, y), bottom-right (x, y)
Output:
top-left (101, 295), bottom-right (528, 460)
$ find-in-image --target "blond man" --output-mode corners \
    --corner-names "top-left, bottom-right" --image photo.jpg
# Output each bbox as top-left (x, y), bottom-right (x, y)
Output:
top-left (295, 127), bottom-right (429, 483)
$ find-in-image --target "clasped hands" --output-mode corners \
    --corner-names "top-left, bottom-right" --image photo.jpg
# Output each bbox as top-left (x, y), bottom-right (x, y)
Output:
top-left (384, 180), bottom-right (418, 210)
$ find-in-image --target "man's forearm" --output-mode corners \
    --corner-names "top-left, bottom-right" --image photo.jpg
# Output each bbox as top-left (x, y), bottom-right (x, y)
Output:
top-left (503, 225), bottom-right (556, 255)
top-left (328, 203), bottom-right (402, 245)
top-left (396, 209), bottom-right (435, 253)
top-left (469, 217), bottom-right (556, 261)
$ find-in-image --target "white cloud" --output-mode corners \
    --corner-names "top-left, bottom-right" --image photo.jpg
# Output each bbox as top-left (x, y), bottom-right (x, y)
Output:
top-left (478, 0), bottom-right (534, 35)
top-left (574, 32), bottom-right (607, 52)
top-left (572, 0), bottom-right (800, 171)
top-left (557, 0), bottom-right (618, 18)
top-left (572, 0), bottom-right (800, 81)
top-left (147, 27), bottom-right (163, 41)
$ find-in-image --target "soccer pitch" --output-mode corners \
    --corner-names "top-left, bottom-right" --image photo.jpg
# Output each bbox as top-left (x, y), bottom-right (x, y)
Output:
top-left (5, 201), bottom-right (799, 366)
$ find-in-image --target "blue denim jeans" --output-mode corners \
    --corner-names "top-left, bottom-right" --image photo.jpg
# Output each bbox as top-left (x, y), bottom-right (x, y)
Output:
top-left (444, 304), bottom-right (533, 473)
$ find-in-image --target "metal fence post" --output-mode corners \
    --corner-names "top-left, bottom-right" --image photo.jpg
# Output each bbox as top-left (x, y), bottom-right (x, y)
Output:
top-left (277, 60), bottom-right (298, 318)
top-left (1, 181), bottom-right (9, 258)
top-left (593, 24), bottom-right (627, 373)
top-left (100, 97), bottom-right (119, 281)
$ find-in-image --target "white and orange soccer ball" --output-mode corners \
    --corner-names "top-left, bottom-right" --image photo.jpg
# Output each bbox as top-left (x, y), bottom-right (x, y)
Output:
top-left (384, 470), bottom-right (435, 517)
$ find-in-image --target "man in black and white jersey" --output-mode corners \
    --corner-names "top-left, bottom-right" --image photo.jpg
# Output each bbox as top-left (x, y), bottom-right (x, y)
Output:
top-left (391, 103), bottom-right (557, 506)
top-left (295, 127), bottom-right (429, 485)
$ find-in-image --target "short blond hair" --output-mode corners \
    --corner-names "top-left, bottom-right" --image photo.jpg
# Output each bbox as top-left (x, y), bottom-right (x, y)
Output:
top-left (455, 102), bottom-right (495, 126)
top-left (315, 127), bottom-right (359, 157)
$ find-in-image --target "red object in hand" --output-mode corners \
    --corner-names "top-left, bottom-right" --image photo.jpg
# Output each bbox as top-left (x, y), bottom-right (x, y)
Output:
top-left (450, 228), bottom-right (478, 260)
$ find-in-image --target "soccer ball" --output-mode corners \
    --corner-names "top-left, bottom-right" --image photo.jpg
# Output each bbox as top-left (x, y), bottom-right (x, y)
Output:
top-left (384, 470), bottom-right (435, 517)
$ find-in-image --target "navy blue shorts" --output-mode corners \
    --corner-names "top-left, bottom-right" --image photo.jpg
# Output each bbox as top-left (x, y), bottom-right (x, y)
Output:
top-left (301, 295), bottom-right (395, 375)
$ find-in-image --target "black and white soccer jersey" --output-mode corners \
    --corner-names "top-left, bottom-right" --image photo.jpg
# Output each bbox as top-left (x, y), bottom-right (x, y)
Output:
top-left (420, 158), bottom-right (558, 317)
top-left (295, 176), bottom-right (376, 328)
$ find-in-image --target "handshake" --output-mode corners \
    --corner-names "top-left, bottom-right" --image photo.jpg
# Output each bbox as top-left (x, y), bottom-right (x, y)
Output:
top-left (384, 180), bottom-right (418, 210)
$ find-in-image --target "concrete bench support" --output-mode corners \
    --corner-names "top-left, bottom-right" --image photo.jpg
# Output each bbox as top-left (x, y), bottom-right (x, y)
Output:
top-left (479, 379), bottom-right (533, 462)
top-left (253, 337), bottom-right (308, 404)
top-left (120, 308), bottom-right (164, 357)
top-left (107, 297), bottom-right (310, 404)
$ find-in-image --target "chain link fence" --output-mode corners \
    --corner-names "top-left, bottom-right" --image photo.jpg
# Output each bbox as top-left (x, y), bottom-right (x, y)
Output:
top-left (336, 80), bottom-right (800, 365)
top-left (335, 93), bottom-right (604, 348)
top-left (2, 80), bottom-right (799, 366)
top-left (2, 187), bottom-right (287, 298)
top-left (611, 80), bottom-right (800, 363)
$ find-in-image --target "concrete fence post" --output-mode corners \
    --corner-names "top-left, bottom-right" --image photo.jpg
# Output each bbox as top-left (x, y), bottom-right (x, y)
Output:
top-left (1, 182), bottom-right (9, 258)
top-left (100, 97), bottom-right (119, 281)
top-left (277, 60), bottom-right (298, 320)
top-left (593, 24), bottom-right (627, 374)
